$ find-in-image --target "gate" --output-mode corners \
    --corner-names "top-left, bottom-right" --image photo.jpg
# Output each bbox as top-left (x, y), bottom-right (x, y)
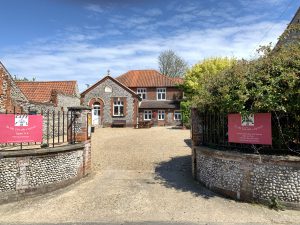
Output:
top-left (0, 106), bottom-right (77, 150)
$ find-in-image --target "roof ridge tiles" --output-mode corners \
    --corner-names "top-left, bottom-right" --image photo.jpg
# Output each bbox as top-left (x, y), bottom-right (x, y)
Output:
top-left (15, 80), bottom-right (77, 83)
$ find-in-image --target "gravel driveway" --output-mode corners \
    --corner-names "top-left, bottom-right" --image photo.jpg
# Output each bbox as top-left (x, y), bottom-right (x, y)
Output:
top-left (0, 127), bottom-right (299, 225)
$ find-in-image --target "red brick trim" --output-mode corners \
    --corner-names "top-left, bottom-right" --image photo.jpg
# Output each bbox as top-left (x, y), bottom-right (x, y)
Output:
top-left (0, 79), bottom-right (3, 95)
top-left (122, 97), bottom-right (127, 116)
top-left (133, 97), bottom-right (139, 126)
top-left (88, 98), bottom-right (104, 124)
top-left (111, 97), bottom-right (114, 116)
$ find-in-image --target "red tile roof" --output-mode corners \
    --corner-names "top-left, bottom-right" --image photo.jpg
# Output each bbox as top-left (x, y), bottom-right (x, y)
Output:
top-left (116, 70), bottom-right (183, 87)
top-left (16, 81), bottom-right (78, 103)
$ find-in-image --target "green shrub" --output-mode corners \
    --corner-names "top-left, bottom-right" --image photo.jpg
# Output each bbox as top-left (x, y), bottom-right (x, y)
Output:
top-left (181, 43), bottom-right (300, 117)
top-left (180, 100), bottom-right (191, 128)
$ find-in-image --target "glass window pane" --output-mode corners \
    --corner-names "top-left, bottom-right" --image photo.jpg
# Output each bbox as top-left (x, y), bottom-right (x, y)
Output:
top-left (114, 106), bottom-right (118, 115)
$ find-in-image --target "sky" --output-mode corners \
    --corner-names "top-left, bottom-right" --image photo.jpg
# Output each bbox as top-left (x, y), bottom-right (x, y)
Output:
top-left (0, 0), bottom-right (299, 91)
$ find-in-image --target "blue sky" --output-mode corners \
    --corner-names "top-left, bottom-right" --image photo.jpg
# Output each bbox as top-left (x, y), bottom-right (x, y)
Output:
top-left (0, 0), bottom-right (299, 91)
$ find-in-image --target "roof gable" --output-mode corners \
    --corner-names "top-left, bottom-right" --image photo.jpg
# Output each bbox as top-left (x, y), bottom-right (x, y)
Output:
top-left (275, 7), bottom-right (300, 48)
top-left (290, 7), bottom-right (300, 25)
top-left (115, 70), bottom-right (183, 87)
top-left (0, 61), bottom-right (29, 103)
top-left (81, 76), bottom-right (138, 97)
top-left (16, 81), bottom-right (78, 103)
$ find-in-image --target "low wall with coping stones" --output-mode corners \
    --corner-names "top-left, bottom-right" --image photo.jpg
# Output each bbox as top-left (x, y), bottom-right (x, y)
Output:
top-left (192, 146), bottom-right (300, 209)
top-left (0, 142), bottom-right (91, 204)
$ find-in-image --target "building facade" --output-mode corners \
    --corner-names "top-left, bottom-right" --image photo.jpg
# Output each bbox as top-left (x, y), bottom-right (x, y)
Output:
top-left (116, 70), bottom-right (183, 126)
top-left (80, 76), bottom-right (140, 127)
top-left (16, 81), bottom-right (80, 113)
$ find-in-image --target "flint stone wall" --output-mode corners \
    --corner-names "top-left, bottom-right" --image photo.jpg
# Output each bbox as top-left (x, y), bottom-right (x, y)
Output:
top-left (56, 93), bottom-right (80, 111)
top-left (193, 146), bottom-right (300, 209)
top-left (0, 142), bottom-right (91, 204)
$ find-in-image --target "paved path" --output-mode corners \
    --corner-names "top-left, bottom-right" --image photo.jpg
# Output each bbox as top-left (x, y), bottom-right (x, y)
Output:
top-left (0, 127), bottom-right (299, 224)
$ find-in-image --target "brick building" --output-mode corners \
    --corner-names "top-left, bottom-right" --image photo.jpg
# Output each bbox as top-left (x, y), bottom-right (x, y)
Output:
top-left (0, 61), bottom-right (80, 114)
top-left (80, 76), bottom-right (140, 127)
top-left (116, 70), bottom-right (183, 126)
top-left (0, 62), bottom-right (29, 113)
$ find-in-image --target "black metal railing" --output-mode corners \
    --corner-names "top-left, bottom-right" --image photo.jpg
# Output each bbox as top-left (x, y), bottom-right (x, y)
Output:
top-left (0, 107), bottom-right (76, 150)
top-left (199, 111), bottom-right (300, 155)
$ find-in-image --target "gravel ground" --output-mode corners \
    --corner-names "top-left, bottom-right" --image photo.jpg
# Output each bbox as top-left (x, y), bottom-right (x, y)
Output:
top-left (0, 127), bottom-right (299, 225)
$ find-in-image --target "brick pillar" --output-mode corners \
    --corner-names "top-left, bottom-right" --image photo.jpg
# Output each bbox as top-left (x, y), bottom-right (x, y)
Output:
top-left (68, 106), bottom-right (92, 176)
top-left (68, 106), bottom-right (92, 143)
top-left (191, 108), bottom-right (203, 146)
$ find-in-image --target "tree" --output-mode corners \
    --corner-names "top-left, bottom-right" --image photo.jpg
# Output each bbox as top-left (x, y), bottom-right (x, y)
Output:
top-left (182, 57), bottom-right (236, 110)
top-left (13, 75), bottom-right (36, 81)
top-left (158, 50), bottom-right (188, 77)
top-left (181, 41), bottom-right (300, 115)
top-left (179, 57), bottom-right (236, 127)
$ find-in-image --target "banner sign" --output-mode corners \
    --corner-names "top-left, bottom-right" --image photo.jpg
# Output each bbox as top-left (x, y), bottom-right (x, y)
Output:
top-left (0, 114), bottom-right (43, 143)
top-left (228, 113), bottom-right (272, 145)
top-left (87, 113), bottom-right (92, 139)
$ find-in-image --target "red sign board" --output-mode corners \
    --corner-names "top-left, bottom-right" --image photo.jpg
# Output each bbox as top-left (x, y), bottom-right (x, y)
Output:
top-left (228, 113), bottom-right (272, 145)
top-left (0, 114), bottom-right (43, 143)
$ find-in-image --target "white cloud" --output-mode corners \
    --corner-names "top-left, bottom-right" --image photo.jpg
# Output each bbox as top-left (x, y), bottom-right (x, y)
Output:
top-left (2, 0), bottom-right (292, 92)
top-left (1, 17), bottom-right (288, 92)
top-left (85, 4), bottom-right (104, 13)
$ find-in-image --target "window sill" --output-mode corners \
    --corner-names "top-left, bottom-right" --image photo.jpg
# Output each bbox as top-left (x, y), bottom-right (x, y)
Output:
top-left (112, 115), bottom-right (125, 118)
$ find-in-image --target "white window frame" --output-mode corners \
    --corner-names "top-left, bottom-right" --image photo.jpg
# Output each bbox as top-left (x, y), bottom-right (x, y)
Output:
top-left (144, 110), bottom-right (152, 121)
top-left (158, 110), bottom-right (165, 120)
top-left (157, 88), bottom-right (166, 100)
top-left (174, 111), bottom-right (182, 121)
top-left (93, 102), bottom-right (101, 116)
top-left (137, 88), bottom-right (147, 100)
top-left (113, 98), bottom-right (124, 116)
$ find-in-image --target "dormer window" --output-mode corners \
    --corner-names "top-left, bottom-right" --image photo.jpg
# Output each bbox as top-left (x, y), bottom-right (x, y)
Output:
top-left (157, 88), bottom-right (166, 100)
top-left (137, 88), bottom-right (147, 100)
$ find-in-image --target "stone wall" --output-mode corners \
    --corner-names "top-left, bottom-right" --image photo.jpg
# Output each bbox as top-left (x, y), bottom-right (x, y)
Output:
top-left (57, 93), bottom-right (80, 111)
top-left (193, 146), bottom-right (300, 209)
top-left (0, 142), bottom-right (91, 204)
top-left (82, 78), bottom-right (136, 126)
